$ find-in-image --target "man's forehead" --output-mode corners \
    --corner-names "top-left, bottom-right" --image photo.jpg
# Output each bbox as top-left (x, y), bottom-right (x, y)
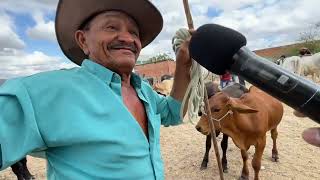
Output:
top-left (96, 11), bottom-right (138, 26)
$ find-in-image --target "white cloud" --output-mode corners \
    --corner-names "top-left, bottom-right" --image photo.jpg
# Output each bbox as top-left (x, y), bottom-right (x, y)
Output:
top-left (0, 0), bottom-right (58, 13)
top-left (0, 13), bottom-right (25, 51)
top-left (27, 12), bottom-right (56, 42)
top-left (0, 50), bottom-right (77, 79)
top-left (147, 0), bottom-right (320, 54)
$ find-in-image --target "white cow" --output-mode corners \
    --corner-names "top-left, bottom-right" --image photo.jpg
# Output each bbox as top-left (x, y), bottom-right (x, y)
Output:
top-left (280, 56), bottom-right (301, 74)
top-left (299, 52), bottom-right (320, 81)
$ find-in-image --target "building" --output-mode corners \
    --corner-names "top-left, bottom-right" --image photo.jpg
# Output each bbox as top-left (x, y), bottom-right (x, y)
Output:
top-left (134, 59), bottom-right (176, 83)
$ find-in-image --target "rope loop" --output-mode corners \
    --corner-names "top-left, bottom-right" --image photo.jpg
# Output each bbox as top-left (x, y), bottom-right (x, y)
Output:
top-left (172, 28), bottom-right (206, 124)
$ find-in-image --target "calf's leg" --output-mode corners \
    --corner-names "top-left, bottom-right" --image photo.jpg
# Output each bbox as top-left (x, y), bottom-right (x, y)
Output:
top-left (240, 149), bottom-right (249, 180)
top-left (200, 134), bottom-right (212, 170)
top-left (252, 136), bottom-right (267, 180)
top-left (221, 134), bottom-right (229, 173)
top-left (271, 128), bottom-right (279, 162)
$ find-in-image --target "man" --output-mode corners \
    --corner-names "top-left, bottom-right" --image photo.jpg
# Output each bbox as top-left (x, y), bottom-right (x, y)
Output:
top-left (219, 71), bottom-right (232, 88)
top-left (0, 0), bottom-right (191, 179)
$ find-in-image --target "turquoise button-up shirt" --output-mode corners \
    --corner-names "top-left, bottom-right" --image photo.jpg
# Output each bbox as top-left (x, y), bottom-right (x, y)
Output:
top-left (0, 59), bottom-right (182, 180)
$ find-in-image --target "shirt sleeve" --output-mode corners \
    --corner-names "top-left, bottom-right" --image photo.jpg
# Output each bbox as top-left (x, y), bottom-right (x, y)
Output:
top-left (154, 92), bottom-right (182, 127)
top-left (0, 79), bottom-right (46, 170)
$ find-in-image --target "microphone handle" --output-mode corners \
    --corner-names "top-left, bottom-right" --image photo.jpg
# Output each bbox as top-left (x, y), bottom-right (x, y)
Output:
top-left (230, 47), bottom-right (320, 123)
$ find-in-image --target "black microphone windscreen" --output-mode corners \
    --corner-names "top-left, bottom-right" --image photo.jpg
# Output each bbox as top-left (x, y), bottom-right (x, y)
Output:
top-left (189, 24), bottom-right (247, 75)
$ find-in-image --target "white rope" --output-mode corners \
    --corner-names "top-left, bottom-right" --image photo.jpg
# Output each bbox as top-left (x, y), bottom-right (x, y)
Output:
top-left (172, 28), bottom-right (206, 124)
top-left (210, 110), bottom-right (233, 122)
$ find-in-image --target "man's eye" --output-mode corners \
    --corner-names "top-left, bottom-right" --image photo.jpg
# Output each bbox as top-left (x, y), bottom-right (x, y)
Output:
top-left (106, 26), bottom-right (117, 30)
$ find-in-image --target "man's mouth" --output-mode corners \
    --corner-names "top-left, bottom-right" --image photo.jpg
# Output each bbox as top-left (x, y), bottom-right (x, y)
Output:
top-left (108, 44), bottom-right (137, 54)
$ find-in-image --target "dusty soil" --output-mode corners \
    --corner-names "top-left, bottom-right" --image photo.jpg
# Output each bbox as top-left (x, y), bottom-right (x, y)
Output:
top-left (1, 105), bottom-right (320, 180)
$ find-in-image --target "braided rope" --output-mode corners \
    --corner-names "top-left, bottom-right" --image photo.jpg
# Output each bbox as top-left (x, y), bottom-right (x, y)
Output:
top-left (172, 28), bottom-right (206, 124)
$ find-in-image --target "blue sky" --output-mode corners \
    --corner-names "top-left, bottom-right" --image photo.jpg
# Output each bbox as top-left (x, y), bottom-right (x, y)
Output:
top-left (0, 0), bottom-right (319, 79)
top-left (10, 12), bottom-right (60, 56)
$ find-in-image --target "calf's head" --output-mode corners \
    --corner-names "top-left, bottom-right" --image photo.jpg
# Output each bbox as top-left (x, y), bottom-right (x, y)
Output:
top-left (195, 92), bottom-right (258, 135)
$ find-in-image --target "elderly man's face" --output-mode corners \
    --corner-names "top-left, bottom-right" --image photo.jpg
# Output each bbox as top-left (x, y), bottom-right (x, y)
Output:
top-left (76, 11), bottom-right (142, 73)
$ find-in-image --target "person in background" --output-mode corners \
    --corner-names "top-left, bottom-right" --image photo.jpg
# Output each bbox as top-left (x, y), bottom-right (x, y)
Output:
top-left (220, 71), bottom-right (233, 88)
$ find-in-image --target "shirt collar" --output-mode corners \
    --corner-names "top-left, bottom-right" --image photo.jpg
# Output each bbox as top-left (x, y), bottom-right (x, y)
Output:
top-left (81, 59), bottom-right (142, 88)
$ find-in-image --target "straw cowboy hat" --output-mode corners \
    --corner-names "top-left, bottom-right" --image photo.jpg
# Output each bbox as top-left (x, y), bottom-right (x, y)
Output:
top-left (55, 0), bottom-right (163, 65)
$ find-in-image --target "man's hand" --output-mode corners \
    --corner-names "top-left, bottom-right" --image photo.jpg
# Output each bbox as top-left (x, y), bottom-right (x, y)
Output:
top-left (175, 30), bottom-right (194, 69)
top-left (170, 30), bottom-right (194, 102)
top-left (293, 110), bottom-right (320, 147)
top-left (303, 128), bottom-right (320, 147)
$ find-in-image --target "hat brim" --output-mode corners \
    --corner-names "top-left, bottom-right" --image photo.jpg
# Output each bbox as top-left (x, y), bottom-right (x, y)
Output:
top-left (55, 0), bottom-right (163, 65)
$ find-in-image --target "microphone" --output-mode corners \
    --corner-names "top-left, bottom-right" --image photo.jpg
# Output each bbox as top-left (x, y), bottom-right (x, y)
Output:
top-left (189, 24), bottom-right (320, 124)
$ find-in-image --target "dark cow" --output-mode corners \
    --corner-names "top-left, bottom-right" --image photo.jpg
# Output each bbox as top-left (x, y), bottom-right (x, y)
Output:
top-left (10, 157), bottom-right (35, 180)
top-left (198, 82), bottom-right (248, 172)
top-left (0, 79), bottom-right (35, 180)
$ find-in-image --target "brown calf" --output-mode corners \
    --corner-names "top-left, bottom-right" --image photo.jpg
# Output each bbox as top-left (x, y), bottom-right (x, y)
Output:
top-left (196, 86), bottom-right (283, 180)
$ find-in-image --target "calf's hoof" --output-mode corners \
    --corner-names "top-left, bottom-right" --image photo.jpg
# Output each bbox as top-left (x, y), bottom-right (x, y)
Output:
top-left (272, 153), bottom-right (279, 162)
top-left (271, 156), bottom-right (279, 162)
top-left (239, 175), bottom-right (249, 180)
top-left (222, 166), bottom-right (229, 173)
top-left (200, 165), bottom-right (207, 170)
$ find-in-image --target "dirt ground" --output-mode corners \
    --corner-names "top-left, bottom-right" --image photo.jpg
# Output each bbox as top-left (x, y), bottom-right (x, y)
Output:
top-left (1, 105), bottom-right (320, 180)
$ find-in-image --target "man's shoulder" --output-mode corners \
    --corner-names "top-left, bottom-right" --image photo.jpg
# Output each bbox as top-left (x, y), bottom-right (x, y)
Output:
top-left (1, 67), bottom-right (86, 94)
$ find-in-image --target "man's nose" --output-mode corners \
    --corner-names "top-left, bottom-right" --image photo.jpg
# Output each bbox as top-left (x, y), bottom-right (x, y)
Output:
top-left (118, 31), bottom-right (135, 42)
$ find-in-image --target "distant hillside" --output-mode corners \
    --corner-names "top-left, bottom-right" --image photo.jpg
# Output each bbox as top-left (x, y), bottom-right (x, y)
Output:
top-left (254, 40), bottom-right (320, 61)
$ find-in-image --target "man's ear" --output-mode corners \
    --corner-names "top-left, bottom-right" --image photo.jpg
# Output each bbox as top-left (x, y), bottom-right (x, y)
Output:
top-left (227, 99), bottom-right (258, 114)
top-left (75, 30), bottom-right (89, 55)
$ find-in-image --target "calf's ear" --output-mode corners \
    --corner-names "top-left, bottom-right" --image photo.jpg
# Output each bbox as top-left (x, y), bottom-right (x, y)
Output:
top-left (227, 100), bottom-right (258, 114)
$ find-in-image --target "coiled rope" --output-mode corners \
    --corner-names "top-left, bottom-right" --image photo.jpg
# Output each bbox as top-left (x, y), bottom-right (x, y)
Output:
top-left (172, 28), bottom-right (206, 123)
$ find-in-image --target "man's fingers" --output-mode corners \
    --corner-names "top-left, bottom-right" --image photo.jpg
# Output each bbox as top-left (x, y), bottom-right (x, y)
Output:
top-left (293, 110), bottom-right (306, 117)
top-left (302, 128), bottom-right (320, 147)
top-left (188, 29), bottom-right (196, 35)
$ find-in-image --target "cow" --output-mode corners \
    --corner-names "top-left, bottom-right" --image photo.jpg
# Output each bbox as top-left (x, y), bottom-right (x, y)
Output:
top-left (198, 82), bottom-right (249, 172)
top-left (280, 56), bottom-right (301, 74)
top-left (153, 79), bottom-right (173, 96)
top-left (196, 86), bottom-right (283, 180)
top-left (160, 74), bottom-right (173, 81)
top-left (279, 53), bottom-right (320, 82)
top-left (0, 79), bottom-right (35, 180)
top-left (10, 157), bottom-right (35, 180)
top-left (299, 52), bottom-right (320, 81)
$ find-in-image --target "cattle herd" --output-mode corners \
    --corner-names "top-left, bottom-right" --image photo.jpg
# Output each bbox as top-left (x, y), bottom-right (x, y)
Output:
top-left (276, 50), bottom-right (320, 82)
